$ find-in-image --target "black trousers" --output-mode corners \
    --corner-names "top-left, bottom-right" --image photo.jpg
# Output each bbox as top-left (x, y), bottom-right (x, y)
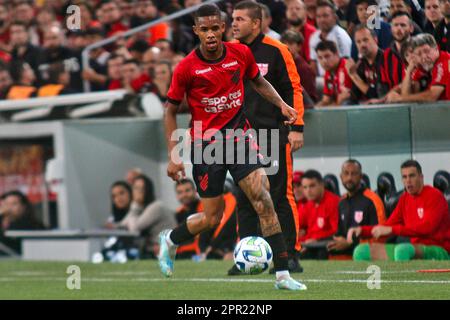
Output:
top-left (235, 134), bottom-right (300, 257)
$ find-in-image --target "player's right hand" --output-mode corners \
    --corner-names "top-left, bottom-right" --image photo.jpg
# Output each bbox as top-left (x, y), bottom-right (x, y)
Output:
top-left (347, 227), bottom-right (362, 243)
top-left (167, 160), bottom-right (186, 181)
top-left (281, 103), bottom-right (297, 125)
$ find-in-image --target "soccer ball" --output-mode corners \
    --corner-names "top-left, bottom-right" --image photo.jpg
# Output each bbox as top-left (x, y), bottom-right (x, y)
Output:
top-left (233, 236), bottom-right (273, 275)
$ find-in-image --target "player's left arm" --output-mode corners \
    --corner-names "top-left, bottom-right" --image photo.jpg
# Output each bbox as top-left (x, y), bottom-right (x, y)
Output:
top-left (250, 73), bottom-right (297, 125)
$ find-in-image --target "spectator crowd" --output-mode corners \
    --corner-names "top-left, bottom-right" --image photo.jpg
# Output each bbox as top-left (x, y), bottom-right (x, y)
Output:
top-left (0, 0), bottom-right (448, 106)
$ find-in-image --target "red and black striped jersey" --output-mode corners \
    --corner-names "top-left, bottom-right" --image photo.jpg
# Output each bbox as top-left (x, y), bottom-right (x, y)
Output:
top-left (382, 43), bottom-right (406, 89)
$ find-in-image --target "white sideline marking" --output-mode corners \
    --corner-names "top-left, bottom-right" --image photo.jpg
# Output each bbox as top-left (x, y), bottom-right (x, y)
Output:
top-left (334, 270), bottom-right (417, 274)
top-left (0, 277), bottom-right (449, 284)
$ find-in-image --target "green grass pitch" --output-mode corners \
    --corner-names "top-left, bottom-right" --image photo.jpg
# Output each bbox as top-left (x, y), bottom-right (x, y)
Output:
top-left (0, 259), bottom-right (449, 299)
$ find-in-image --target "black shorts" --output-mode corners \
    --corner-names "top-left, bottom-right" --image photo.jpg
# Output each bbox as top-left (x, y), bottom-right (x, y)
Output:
top-left (191, 135), bottom-right (263, 198)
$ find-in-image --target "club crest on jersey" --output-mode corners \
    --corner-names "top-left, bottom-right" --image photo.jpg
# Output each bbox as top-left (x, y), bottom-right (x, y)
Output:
top-left (417, 207), bottom-right (424, 219)
top-left (354, 210), bottom-right (364, 224)
top-left (257, 63), bottom-right (269, 76)
top-left (317, 217), bottom-right (324, 229)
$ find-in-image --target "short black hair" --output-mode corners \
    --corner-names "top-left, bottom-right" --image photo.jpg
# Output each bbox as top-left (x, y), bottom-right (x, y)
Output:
top-left (355, 0), bottom-right (377, 6)
top-left (176, 178), bottom-right (196, 189)
top-left (129, 39), bottom-right (151, 53)
top-left (123, 58), bottom-right (140, 66)
top-left (302, 170), bottom-right (324, 183)
top-left (10, 21), bottom-right (28, 30)
top-left (343, 159), bottom-right (363, 172)
top-left (234, 0), bottom-right (263, 21)
top-left (85, 27), bottom-right (105, 37)
top-left (390, 11), bottom-right (413, 23)
top-left (353, 23), bottom-right (378, 40)
top-left (315, 40), bottom-right (338, 54)
top-left (194, 3), bottom-right (221, 21)
top-left (401, 160), bottom-right (422, 174)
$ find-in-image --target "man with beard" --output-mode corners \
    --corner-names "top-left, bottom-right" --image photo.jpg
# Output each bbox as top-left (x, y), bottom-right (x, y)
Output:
top-left (389, 0), bottom-right (425, 34)
top-left (285, 0), bottom-right (317, 62)
top-left (382, 12), bottom-right (414, 90)
top-left (98, 0), bottom-right (128, 37)
top-left (38, 26), bottom-right (82, 92)
top-left (326, 159), bottom-right (386, 258)
top-left (391, 34), bottom-right (450, 102)
top-left (434, 0), bottom-right (450, 52)
top-left (346, 25), bottom-right (389, 104)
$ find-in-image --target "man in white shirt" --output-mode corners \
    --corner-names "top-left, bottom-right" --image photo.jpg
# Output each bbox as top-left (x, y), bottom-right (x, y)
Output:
top-left (309, 1), bottom-right (352, 76)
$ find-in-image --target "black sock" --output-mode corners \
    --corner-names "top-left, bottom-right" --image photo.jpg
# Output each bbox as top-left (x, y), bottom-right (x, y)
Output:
top-left (265, 233), bottom-right (289, 271)
top-left (169, 222), bottom-right (194, 245)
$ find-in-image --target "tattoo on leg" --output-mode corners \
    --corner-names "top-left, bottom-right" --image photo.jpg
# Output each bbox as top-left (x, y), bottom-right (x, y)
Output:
top-left (239, 169), bottom-right (282, 237)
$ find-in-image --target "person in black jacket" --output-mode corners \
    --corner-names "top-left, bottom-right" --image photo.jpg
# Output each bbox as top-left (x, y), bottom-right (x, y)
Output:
top-left (327, 160), bottom-right (386, 257)
top-left (228, 1), bottom-right (305, 275)
top-left (39, 25), bottom-right (82, 92)
top-left (0, 191), bottom-right (44, 255)
top-left (9, 21), bottom-right (43, 84)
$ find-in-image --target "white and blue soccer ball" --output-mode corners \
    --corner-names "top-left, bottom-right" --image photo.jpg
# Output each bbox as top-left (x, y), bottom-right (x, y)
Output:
top-left (233, 236), bottom-right (273, 275)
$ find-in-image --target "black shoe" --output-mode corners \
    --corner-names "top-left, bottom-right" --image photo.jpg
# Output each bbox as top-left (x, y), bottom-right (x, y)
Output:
top-left (227, 264), bottom-right (244, 276)
top-left (288, 257), bottom-right (304, 273)
top-left (269, 258), bottom-right (304, 274)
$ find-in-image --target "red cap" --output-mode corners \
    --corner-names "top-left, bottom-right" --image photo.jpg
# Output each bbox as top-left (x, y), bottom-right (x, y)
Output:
top-left (292, 171), bottom-right (304, 184)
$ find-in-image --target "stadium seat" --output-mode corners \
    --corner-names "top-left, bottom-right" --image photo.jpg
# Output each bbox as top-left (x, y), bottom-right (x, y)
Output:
top-left (376, 172), bottom-right (399, 217)
top-left (377, 172), bottom-right (396, 195)
top-left (324, 174), bottom-right (340, 196)
top-left (433, 170), bottom-right (450, 208)
top-left (385, 190), bottom-right (403, 218)
top-left (433, 170), bottom-right (450, 193)
top-left (361, 173), bottom-right (371, 190)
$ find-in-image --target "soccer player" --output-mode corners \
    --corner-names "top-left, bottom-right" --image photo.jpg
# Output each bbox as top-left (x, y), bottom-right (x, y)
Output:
top-left (227, 0), bottom-right (305, 276)
top-left (158, 4), bottom-right (306, 291)
top-left (315, 40), bottom-right (352, 106)
top-left (348, 160), bottom-right (450, 261)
